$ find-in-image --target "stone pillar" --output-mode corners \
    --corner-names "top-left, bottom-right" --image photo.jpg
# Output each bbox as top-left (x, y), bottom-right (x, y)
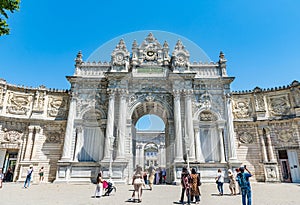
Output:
top-left (116, 89), bottom-right (127, 160)
top-left (184, 90), bottom-right (195, 161)
top-left (258, 129), bottom-right (268, 163)
top-left (30, 126), bottom-right (41, 160)
top-left (24, 126), bottom-right (35, 160)
top-left (173, 90), bottom-right (184, 162)
top-left (103, 89), bottom-right (115, 161)
top-left (135, 145), bottom-right (141, 166)
top-left (218, 127), bottom-right (226, 163)
top-left (225, 94), bottom-right (238, 161)
top-left (61, 96), bottom-right (76, 161)
top-left (139, 145), bottom-right (144, 168)
top-left (266, 131), bottom-right (276, 162)
top-left (73, 126), bottom-right (83, 161)
top-left (160, 144), bottom-right (166, 168)
top-left (194, 128), bottom-right (205, 162)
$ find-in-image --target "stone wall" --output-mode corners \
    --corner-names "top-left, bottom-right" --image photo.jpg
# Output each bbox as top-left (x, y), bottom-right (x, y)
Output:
top-left (0, 79), bottom-right (69, 183)
top-left (232, 80), bottom-right (300, 182)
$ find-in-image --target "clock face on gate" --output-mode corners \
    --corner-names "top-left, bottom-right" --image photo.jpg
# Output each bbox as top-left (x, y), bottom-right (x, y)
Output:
top-left (116, 53), bottom-right (124, 61)
top-left (147, 51), bottom-right (155, 57)
top-left (144, 50), bottom-right (156, 61)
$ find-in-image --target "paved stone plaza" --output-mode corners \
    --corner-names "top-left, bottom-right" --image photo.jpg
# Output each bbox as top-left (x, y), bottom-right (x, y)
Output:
top-left (0, 182), bottom-right (299, 205)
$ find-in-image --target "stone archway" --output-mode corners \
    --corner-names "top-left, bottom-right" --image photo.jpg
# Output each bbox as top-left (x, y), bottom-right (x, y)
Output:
top-left (57, 32), bottom-right (238, 183)
top-left (128, 99), bottom-right (173, 182)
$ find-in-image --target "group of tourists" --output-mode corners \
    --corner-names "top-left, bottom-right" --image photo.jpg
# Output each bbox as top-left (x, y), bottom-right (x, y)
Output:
top-left (215, 165), bottom-right (253, 205)
top-left (92, 164), bottom-right (252, 205)
top-left (179, 167), bottom-right (201, 204)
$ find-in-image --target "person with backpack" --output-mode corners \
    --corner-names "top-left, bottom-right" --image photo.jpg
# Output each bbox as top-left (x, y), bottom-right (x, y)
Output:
top-left (237, 165), bottom-right (253, 205)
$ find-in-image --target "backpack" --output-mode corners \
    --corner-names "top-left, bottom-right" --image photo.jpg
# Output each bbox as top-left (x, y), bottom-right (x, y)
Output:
top-left (237, 173), bottom-right (248, 189)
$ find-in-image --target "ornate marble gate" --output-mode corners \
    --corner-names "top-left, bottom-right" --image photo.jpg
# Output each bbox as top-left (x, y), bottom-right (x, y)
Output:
top-left (55, 31), bottom-right (240, 183)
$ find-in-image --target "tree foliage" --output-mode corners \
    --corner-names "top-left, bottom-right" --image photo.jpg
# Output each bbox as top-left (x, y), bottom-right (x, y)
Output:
top-left (0, 0), bottom-right (20, 36)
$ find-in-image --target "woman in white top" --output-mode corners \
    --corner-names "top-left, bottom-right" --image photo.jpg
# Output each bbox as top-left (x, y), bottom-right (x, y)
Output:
top-left (94, 172), bottom-right (103, 198)
top-left (215, 168), bottom-right (224, 195)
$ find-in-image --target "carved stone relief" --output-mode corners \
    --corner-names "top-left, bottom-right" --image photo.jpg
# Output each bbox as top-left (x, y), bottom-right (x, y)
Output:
top-left (237, 131), bottom-right (254, 144)
top-left (277, 129), bottom-right (294, 143)
top-left (254, 93), bottom-right (265, 112)
top-left (195, 91), bottom-right (211, 110)
top-left (199, 110), bottom-right (217, 121)
top-left (172, 40), bottom-right (190, 70)
top-left (266, 167), bottom-right (277, 178)
top-left (268, 96), bottom-right (290, 116)
top-left (0, 129), bottom-right (23, 144)
top-left (291, 87), bottom-right (300, 107)
top-left (47, 96), bottom-right (67, 118)
top-left (45, 132), bottom-right (62, 143)
top-left (33, 90), bottom-right (45, 112)
top-left (0, 85), bottom-right (5, 106)
top-left (7, 92), bottom-right (33, 115)
top-left (232, 99), bottom-right (251, 119)
top-left (111, 39), bottom-right (130, 71)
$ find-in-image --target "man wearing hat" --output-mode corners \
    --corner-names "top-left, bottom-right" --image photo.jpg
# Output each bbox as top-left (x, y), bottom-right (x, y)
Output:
top-left (24, 165), bottom-right (34, 188)
top-left (237, 165), bottom-right (252, 205)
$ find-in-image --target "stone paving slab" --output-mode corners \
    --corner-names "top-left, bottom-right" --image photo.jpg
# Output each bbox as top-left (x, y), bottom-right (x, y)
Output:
top-left (0, 182), bottom-right (299, 205)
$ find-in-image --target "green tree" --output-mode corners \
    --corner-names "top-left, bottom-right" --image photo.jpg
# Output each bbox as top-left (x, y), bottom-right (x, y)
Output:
top-left (0, 0), bottom-right (20, 36)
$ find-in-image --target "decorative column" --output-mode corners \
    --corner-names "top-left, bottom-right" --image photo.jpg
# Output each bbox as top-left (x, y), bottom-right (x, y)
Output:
top-left (184, 89), bottom-right (195, 161)
top-left (73, 126), bottom-right (83, 161)
top-left (225, 94), bottom-right (237, 161)
top-left (194, 128), bottom-right (205, 162)
top-left (266, 131), bottom-right (276, 162)
top-left (116, 89), bottom-right (127, 160)
top-left (258, 129), bottom-right (268, 163)
top-left (139, 145), bottom-right (144, 167)
top-left (24, 126), bottom-right (35, 160)
top-left (218, 127), bottom-right (226, 163)
top-left (61, 95), bottom-right (76, 161)
top-left (103, 89), bottom-right (116, 161)
top-left (135, 144), bottom-right (141, 166)
top-left (160, 144), bottom-right (166, 168)
top-left (173, 90), bottom-right (184, 162)
top-left (30, 126), bottom-right (41, 160)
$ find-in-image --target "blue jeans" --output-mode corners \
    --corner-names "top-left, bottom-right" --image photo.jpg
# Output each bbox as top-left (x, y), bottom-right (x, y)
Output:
top-left (241, 188), bottom-right (252, 205)
top-left (217, 182), bottom-right (223, 194)
top-left (24, 175), bottom-right (31, 188)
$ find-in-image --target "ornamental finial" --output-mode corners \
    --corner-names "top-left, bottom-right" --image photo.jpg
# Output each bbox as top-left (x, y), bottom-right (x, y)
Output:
top-left (75, 51), bottom-right (83, 67)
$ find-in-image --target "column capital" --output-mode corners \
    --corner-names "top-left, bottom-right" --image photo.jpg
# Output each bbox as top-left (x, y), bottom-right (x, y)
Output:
top-left (107, 88), bottom-right (117, 95)
top-left (28, 126), bottom-right (35, 133)
top-left (183, 89), bottom-right (193, 97)
top-left (172, 89), bottom-right (181, 98)
top-left (77, 126), bottom-right (83, 133)
top-left (117, 88), bottom-right (128, 97)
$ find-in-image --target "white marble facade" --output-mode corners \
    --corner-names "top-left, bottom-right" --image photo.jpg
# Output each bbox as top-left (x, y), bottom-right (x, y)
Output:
top-left (0, 32), bottom-right (299, 184)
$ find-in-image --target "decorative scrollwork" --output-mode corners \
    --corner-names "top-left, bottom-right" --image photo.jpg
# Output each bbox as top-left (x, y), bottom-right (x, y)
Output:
top-left (238, 132), bottom-right (254, 144)
top-left (268, 96), bottom-right (290, 116)
top-left (233, 99), bottom-right (251, 119)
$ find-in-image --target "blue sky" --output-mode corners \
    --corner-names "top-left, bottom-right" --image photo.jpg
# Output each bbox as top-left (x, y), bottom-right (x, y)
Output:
top-left (0, 1), bottom-right (299, 92)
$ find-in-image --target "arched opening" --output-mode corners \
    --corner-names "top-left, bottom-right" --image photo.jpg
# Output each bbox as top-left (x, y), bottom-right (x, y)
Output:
top-left (134, 114), bottom-right (166, 171)
top-left (198, 110), bottom-right (222, 162)
top-left (130, 101), bottom-right (170, 183)
top-left (77, 109), bottom-right (105, 162)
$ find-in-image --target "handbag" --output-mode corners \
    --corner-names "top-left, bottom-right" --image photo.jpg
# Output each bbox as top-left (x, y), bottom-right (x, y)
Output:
top-left (133, 178), bottom-right (144, 185)
top-left (197, 176), bottom-right (202, 186)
